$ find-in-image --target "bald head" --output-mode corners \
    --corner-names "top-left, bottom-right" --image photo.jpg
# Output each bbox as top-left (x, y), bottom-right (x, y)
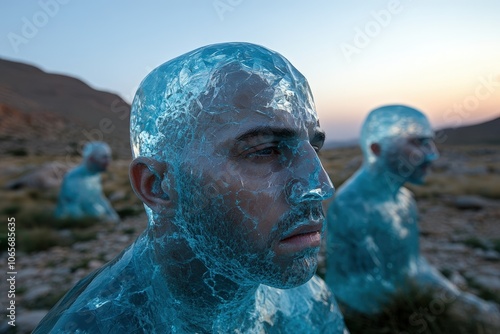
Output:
top-left (360, 105), bottom-right (434, 164)
top-left (82, 141), bottom-right (112, 173)
top-left (130, 42), bottom-right (316, 165)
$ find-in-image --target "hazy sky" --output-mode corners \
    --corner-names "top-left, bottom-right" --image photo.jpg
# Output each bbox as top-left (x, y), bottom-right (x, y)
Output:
top-left (1, 0), bottom-right (499, 141)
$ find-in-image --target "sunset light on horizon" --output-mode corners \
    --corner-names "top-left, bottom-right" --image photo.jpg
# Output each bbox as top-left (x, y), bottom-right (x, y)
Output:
top-left (1, 0), bottom-right (499, 141)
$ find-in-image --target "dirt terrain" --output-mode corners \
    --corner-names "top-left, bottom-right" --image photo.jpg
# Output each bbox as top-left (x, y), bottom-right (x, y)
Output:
top-left (0, 144), bottom-right (499, 333)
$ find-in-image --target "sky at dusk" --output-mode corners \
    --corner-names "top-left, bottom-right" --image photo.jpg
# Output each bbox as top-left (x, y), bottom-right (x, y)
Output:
top-left (1, 0), bottom-right (499, 141)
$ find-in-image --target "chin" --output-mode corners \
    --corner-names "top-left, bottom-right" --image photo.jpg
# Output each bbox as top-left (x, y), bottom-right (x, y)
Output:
top-left (266, 251), bottom-right (318, 289)
top-left (407, 167), bottom-right (430, 185)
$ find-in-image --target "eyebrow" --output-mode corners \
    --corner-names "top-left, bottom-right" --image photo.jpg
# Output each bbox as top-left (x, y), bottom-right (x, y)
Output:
top-left (236, 126), bottom-right (298, 142)
top-left (235, 126), bottom-right (326, 144)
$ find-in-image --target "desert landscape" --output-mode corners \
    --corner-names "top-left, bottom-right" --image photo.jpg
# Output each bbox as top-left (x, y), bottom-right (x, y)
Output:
top-left (0, 143), bottom-right (499, 333)
top-left (1, 58), bottom-right (499, 333)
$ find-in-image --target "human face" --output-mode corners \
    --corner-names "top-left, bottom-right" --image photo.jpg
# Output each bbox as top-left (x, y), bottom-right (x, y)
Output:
top-left (89, 147), bottom-right (112, 172)
top-left (173, 74), bottom-right (334, 289)
top-left (384, 136), bottom-right (439, 185)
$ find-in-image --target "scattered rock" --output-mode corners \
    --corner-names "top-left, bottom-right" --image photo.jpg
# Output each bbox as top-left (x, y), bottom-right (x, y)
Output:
top-left (436, 243), bottom-right (469, 253)
top-left (15, 267), bottom-right (40, 281)
top-left (4, 162), bottom-right (72, 190)
top-left (450, 271), bottom-right (468, 290)
top-left (452, 195), bottom-right (491, 210)
top-left (22, 285), bottom-right (52, 303)
top-left (109, 190), bottom-right (127, 202)
top-left (72, 242), bottom-right (92, 252)
top-left (116, 235), bottom-right (131, 244)
top-left (474, 275), bottom-right (500, 295)
top-left (483, 250), bottom-right (500, 262)
top-left (88, 260), bottom-right (103, 270)
top-left (0, 186), bottom-right (498, 331)
top-left (16, 309), bottom-right (48, 334)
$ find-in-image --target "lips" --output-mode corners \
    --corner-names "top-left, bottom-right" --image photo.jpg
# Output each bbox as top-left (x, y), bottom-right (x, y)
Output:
top-left (277, 221), bottom-right (323, 254)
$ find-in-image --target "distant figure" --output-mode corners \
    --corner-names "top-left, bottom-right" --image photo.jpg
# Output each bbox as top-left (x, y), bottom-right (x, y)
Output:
top-left (55, 141), bottom-right (119, 223)
top-left (34, 43), bottom-right (348, 333)
top-left (325, 105), bottom-right (500, 330)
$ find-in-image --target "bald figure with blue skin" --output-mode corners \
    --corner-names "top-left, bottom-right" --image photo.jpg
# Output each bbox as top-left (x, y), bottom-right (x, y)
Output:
top-left (35, 43), bottom-right (348, 333)
top-left (325, 105), bottom-right (500, 331)
top-left (55, 141), bottom-right (120, 223)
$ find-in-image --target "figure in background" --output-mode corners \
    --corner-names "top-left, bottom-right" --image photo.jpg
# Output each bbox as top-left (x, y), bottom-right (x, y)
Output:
top-left (55, 141), bottom-right (120, 223)
top-left (325, 105), bottom-right (500, 330)
top-left (35, 42), bottom-right (348, 333)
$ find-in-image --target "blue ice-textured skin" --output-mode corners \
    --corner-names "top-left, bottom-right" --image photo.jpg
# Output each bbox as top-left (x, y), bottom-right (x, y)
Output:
top-left (34, 237), bottom-right (346, 333)
top-left (55, 141), bottom-right (119, 223)
top-left (325, 105), bottom-right (500, 324)
top-left (35, 42), bottom-right (348, 333)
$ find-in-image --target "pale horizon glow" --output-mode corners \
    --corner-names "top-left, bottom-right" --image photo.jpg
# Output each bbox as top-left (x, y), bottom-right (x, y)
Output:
top-left (1, 0), bottom-right (499, 141)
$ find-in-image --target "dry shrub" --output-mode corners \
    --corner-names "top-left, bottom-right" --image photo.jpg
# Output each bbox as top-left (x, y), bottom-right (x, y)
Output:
top-left (17, 228), bottom-right (66, 253)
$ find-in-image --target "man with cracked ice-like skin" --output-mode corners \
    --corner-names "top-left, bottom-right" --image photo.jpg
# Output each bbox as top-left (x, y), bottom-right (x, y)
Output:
top-left (34, 42), bottom-right (348, 333)
top-left (55, 141), bottom-right (120, 223)
top-left (325, 105), bottom-right (500, 331)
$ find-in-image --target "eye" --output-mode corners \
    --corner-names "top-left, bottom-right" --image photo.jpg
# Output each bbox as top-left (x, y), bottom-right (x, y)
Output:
top-left (251, 147), bottom-right (276, 156)
top-left (241, 142), bottom-right (284, 162)
top-left (246, 145), bottom-right (280, 158)
top-left (410, 138), bottom-right (433, 149)
top-left (409, 138), bottom-right (424, 147)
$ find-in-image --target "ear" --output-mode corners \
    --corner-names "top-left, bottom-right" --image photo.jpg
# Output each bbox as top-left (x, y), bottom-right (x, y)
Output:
top-left (129, 157), bottom-right (177, 217)
top-left (370, 143), bottom-right (381, 156)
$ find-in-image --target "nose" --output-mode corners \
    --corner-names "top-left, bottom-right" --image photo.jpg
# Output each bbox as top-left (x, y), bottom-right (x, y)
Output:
top-left (286, 142), bottom-right (335, 205)
top-left (424, 140), bottom-right (439, 162)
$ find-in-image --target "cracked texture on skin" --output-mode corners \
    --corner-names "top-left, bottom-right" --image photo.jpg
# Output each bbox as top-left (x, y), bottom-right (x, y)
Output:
top-left (325, 106), bottom-right (500, 326)
top-left (325, 105), bottom-right (446, 314)
top-left (35, 43), bottom-right (348, 333)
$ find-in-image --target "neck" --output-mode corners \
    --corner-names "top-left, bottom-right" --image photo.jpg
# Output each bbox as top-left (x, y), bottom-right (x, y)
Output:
top-left (82, 160), bottom-right (101, 175)
top-left (140, 223), bottom-right (259, 332)
top-left (361, 162), bottom-right (406, 198)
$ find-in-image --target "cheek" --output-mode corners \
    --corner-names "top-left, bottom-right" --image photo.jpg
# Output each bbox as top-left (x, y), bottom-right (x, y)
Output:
top-left (384, 151), bottom-right (401, 171)
top-left (212, 161), bottom-right (288, 213)
top-left (233, 188), bottom-right (285, 235)
top-left (407, 147), bottom-right (426, 166)
top-left (209, 168), bottom-right (288, 249)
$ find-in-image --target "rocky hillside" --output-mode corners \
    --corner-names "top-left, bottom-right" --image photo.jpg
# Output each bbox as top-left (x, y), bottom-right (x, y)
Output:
top-left (437, 116), bottom-right (500, 145)
top-left (0, 58), bottom-right (131, 158)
